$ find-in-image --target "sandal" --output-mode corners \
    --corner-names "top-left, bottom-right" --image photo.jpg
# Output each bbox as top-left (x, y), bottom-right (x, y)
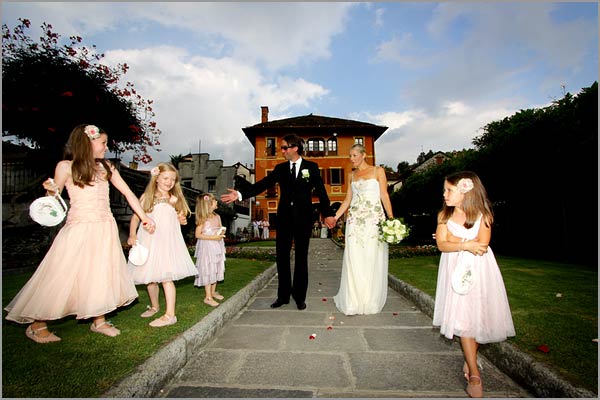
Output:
top-left (212, 293), bottom-right (225, 301)
top-left (140, 306), bottom-right (159, 318)
top-left (25, 325), bottom-right (61, 344)
top-left (466, 375), bottom-right (483, 398)
top-left (204, 297), bottom-right (219, 307)
top-left (90, 320), bottom-right (120, 337)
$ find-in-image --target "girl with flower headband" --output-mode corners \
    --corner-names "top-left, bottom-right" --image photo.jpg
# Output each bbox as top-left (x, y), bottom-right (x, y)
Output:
top-left (193, 193), bottom-right (226, 307)
top-left (433, 171), bottom-right (515, 398)
top-left (127, 162), bottom-right (198, 327)
top-left (5, 124), bottom-right (156, 343)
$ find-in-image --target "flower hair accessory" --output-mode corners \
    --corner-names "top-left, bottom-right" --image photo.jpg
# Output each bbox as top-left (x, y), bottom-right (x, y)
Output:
top-left (84, 125), bottom-right (100, 140)
top-left (203, 195), bottom-right (210, 201)
top-left (457, 178), bottom-right (474, 194)
top-left (150, 167), bottom-right (160, 176)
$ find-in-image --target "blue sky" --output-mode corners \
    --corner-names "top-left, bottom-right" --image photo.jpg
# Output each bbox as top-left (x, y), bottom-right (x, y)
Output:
top-left (2, 2), bottom-right (597, 170)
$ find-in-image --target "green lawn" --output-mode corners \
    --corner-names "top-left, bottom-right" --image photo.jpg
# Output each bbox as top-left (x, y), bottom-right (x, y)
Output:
top-left (2, 258), bottom-right (272, 398)
top-left (236, 240), bottom-right (276, 247)
top-left (388, 255), bottom-right (598, 393)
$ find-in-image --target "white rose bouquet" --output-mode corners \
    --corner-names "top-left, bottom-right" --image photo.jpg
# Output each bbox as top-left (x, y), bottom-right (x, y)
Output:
top-left (379, 218), bottom-right (410, 244)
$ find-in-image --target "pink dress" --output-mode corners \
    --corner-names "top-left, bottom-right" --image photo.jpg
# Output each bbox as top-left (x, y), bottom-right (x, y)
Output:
top-left (432, 215), bottom-right (515, 344)
top-left (194, 214), bottom-right (225, 287)
top-left (128, 199), bottom-right (197, 284)
top-left (5, 172), bottom-right (138, 323)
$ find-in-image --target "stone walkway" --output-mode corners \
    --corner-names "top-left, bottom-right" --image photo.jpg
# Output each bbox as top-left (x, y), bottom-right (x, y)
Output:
top-left (157, 239), bottom-right (529, 398)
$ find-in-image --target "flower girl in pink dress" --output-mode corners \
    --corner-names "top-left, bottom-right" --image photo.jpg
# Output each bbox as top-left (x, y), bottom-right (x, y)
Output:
top-left (433, 171), bottom-right (515, 398)
top-left (194, 193), bottom-right (226, 307)
top-left (5, 124), bottom-right (156, 343)
top-left (127, 162), bottom-right (198, 327)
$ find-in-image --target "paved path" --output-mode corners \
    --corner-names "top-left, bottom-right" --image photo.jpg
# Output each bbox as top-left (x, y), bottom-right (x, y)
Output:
top-left (158, 239), bottom-right (529, 398)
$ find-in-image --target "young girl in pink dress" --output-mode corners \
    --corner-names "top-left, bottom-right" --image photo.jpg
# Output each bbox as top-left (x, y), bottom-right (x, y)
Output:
top-left (433, 171), bottom-right (515, 398)
top-left (127, 162), bottom-right (198, 327)
top-left (194, 193), bottom-right (226, 307)
top-left (5, 124), bottom-right (156, 343)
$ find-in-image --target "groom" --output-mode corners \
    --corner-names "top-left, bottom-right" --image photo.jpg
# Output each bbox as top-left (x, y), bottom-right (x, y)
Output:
top-left (221, 134), bottom-right (336, 310)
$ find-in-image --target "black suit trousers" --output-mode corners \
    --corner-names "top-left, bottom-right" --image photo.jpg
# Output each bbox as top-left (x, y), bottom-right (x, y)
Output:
top-left (275, 215), bottom-right (313, 304)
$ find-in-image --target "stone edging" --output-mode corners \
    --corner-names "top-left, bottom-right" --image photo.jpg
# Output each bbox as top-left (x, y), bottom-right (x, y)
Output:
top-left (103, 263), bottom-right (277, 398)
top-left (387, 274), bottom-right (596, 398)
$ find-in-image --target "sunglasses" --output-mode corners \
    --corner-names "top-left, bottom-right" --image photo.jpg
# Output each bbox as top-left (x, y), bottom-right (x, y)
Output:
top-left (280, 145), bottom-right (297, 150)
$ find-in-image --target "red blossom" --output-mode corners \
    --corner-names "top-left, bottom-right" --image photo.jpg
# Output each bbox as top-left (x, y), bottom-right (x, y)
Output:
top-left (537, 344), bottom-right (550, 353)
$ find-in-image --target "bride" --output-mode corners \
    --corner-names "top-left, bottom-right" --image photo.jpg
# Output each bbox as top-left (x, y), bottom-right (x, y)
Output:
top-left (333, 144), bottom-right (394, 315)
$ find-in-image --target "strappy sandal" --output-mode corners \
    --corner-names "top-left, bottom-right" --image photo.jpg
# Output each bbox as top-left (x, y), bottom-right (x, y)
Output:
top-left (25, 325), bottom-right (61, 343)
top-left (90, 320), bottom-right (121, 337)
top-left (140, 306), bottom-right (159, 318)
top-left (466, 375), bottom-right (483, 398)
top-left (204, 297), bottom-right (219, 307)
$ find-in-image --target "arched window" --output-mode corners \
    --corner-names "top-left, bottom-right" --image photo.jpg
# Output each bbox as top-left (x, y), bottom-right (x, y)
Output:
top-left (306, 138), bottom-right (325, 156)
top-left (327, 137), bottom-right (337, 155)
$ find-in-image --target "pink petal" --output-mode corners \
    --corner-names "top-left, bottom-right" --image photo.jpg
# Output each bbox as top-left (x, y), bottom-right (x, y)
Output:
top-left (327, 326), bottom-right (333, 330)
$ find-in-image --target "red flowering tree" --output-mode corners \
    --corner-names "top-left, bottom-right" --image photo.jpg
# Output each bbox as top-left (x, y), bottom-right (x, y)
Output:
top-left (2, 18), bottom-right (161, 164)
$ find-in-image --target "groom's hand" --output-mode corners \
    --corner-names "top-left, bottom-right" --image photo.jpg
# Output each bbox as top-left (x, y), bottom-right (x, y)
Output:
top-left (221, 188), bottom-right (240, 204)
top-left (324, 216), bottom-right (336, 229)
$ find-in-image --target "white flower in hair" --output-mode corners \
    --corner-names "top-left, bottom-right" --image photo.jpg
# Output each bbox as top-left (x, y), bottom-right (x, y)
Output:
top-left (84, 125), bottom-right (100, 140)
top-left (457, 178), bottom-right (474, 194)
top-left (150, 167), bottom-right (160, 176)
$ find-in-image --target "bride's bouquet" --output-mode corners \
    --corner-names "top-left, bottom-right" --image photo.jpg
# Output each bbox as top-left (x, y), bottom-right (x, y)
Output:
top-left (379, 218), bottom-right (410, 244)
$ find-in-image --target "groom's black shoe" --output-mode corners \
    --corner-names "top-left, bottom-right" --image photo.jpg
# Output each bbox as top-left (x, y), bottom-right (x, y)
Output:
top-left (296, 302), bottom-right (307, 310)
top-left (270, 300), bottom-right (289, 308)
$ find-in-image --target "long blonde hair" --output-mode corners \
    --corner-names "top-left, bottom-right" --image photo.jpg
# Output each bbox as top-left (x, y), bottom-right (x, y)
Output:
top-left (195, 193), bottom-right (216, 226)
top-left (140, 162), bottom-right (191, 216)
top-left (438, 171), bottom-right (493, 229)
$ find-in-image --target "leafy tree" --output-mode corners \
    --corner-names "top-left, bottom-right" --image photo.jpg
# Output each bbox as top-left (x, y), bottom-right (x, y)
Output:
top-left (169, 154), bottom-right (185, 169)
top-left (396, 161), bottom-right (411, 175)
top-left (2, 18), bottom-right (161, 164)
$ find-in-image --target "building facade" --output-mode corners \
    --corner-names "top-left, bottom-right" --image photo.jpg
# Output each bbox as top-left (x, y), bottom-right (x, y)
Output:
top-left (240, 106), bottom-right (388, 236)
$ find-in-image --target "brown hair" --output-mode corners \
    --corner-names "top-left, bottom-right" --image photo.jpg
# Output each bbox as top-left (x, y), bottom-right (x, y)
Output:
top-left (64, 124), bottom-right (112, 188)
top-left (438, 171), bottom-right (493, 229)
top-left (140, 162), bottom-right (191, 215)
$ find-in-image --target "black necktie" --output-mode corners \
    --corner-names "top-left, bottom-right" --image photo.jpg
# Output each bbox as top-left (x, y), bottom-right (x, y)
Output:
top-left (291, 162), bottom-right (296, 180)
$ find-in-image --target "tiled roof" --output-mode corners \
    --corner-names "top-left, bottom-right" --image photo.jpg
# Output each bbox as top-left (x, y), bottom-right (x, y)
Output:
top-left (242, 113), bottom-right (388, 146)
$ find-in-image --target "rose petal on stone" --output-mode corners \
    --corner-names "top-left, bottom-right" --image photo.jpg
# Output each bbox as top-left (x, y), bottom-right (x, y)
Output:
top-left (322, 298), bottom-right (327, 302)
top-left (556, 293), bottom-right (563, 298)
top-left (392, 312), bottom-right (399, 316)
top-left (329, 316), bottom-right (336, 320)
top-left (309, 333), bottom-right (317, 339)
top-left (340, 321), bottom-right (344, 325)
top-left (327, 326), bottom-right (333, 330)
top-left (537, 344), bottom-right (550, 353)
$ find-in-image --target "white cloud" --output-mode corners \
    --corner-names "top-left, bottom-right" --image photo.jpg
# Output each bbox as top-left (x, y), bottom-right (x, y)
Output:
top-left (101, 46), bottom-right (329, 166)
top-left (361, 102), bottom-right (519, 168)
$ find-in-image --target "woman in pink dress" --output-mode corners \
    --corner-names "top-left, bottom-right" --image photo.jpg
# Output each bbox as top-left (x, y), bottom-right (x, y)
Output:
top-left (433, 171), bottom-right (515, 397)
top-left (5, 124), bottom-right (155, 343)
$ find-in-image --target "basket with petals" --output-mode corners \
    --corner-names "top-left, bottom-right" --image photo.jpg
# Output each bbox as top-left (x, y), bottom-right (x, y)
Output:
top-left (379, 218), bottom-right (410, 244)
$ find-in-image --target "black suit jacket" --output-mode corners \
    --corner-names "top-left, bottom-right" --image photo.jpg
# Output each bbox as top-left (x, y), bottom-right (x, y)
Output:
top-left (239, 159), bottom-right (333, 227)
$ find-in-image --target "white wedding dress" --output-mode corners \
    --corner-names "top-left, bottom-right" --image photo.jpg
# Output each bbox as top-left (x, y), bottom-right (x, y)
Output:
top-left (334, 178), bottom-right (388, 315)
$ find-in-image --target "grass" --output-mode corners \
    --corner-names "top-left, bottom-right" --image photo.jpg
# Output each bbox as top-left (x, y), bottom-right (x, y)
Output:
top-left (2, 258), bottom-right (272, 398)
top-left (388, 255), bottom-right (598, 393)
top-left (236, 240), bottom-right (276, 247)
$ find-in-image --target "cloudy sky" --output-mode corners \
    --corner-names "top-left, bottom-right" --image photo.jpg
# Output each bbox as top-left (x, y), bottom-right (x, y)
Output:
top-left (2, 2), bottom-right (597, 170)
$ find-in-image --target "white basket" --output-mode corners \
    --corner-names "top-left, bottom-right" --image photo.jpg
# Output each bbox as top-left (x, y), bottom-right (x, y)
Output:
top-left (29, 194), bottom-right (68, 227)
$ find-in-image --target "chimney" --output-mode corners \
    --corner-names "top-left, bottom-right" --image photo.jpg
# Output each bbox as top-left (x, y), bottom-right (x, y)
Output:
top-left (261, 106), bottom-right (269, 123)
